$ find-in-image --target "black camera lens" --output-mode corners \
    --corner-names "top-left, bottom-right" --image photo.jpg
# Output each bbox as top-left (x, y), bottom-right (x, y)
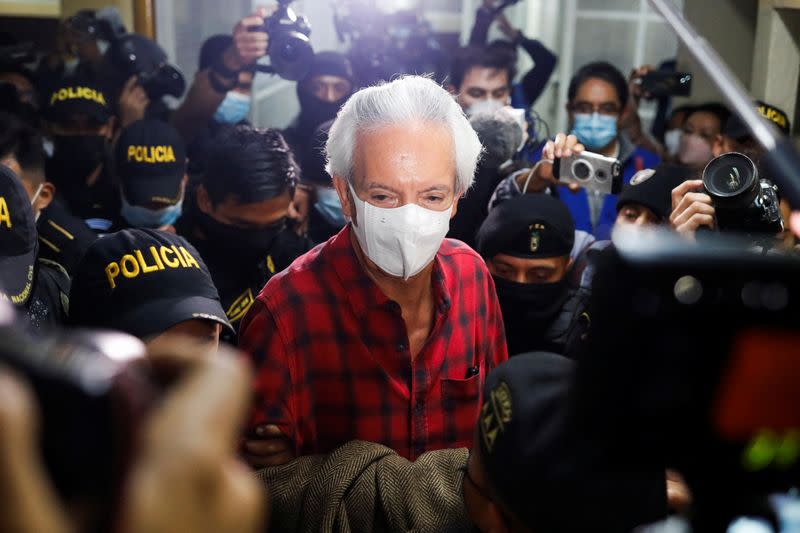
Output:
top-left (703, 152), bottom-right (758, 208)
top-left (572, 160), bottom-right (592, 182)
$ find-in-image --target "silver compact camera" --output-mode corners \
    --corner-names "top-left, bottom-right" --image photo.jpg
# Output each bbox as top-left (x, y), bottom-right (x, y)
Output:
top-left (554, 151), bottom-right (622, 194)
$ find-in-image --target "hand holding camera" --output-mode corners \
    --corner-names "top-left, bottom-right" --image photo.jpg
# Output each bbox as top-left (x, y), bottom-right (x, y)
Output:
top-left (669, 179), bottom-right (715, 237)
top-left (231, 6), bottom-right (274, 70)
top-left (521, 133), bottom-right (584, 194)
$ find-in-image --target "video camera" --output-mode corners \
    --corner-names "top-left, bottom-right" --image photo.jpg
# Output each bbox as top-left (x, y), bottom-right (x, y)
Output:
top-left (0, 303), bottom-right (158, 527)
top-left (249, 0), bottom-right (314, 81)
top-left (703, 152), bottom-right (783, 235)
top-left (107, 34), bottom-right (186, 100)
top-left (576, 227), bottom-right (800, 530)
top-left (333, 1), bottom-right (447, 86)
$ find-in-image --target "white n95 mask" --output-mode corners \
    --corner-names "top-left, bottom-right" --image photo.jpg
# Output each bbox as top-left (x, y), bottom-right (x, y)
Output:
top-left (348, 183), bottom-right (452, 280)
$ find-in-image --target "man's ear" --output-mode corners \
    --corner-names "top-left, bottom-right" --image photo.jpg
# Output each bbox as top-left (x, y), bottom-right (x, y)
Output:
top-left (196, 184), bottom-right (212, 215)
top-left (35, 182), bottom-right (55, 212)
top-left (332, 175), bottom-right (354, 221)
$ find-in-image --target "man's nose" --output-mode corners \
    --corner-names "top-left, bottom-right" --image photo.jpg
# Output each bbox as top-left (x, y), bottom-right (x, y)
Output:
top-left (324, 86), bottom-right (337, 102)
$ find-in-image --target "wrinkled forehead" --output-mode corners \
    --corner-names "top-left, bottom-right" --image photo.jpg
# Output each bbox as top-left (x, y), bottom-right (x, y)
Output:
top-left (352, 121), bottom-right (457, 191)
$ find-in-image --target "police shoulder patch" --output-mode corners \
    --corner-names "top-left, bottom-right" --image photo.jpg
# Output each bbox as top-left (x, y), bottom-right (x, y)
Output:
top-left (226, 288), bottom-right (255, 323)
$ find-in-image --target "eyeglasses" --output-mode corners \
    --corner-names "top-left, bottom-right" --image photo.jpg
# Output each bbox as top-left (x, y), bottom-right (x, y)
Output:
top-left (570, 102), bottom-right (621, 116)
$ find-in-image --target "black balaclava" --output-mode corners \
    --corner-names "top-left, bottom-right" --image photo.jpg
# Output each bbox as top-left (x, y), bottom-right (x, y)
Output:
top-left (295, 51), bottom-right (355, 136)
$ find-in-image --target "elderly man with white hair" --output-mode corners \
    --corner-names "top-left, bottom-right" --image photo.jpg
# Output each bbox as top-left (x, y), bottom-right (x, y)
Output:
top-left (239, 76), bottom-right (508, 467)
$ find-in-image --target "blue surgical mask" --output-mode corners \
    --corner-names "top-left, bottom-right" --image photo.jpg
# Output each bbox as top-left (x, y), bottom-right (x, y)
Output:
top-left (121, 193), bottom-right (183, 228)
top-left (571, 112), bottom-right (618, 150)
top-left (213, 91), bottom-right (251, 125)
top-left (314, 186), bottom-right (346, 228)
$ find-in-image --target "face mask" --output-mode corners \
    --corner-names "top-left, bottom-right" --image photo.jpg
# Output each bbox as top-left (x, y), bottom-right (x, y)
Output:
top-left (571, 112), bottom-right (618, 150)
top-left (197, 209), bottom-right (285, 256)
top-left (664, 128), bottom-right (682, 157)
top-left (492, 275), bottom-right (570, 354)
top-left (297, 89), bottom-right (347, 133)
top-left (30, 183), bottom-right (43, 223)
top-left (213, 91), bottom-right (251, 125)
top-left (50, 134), bottom-right (107, 182)
top-left (465, 98), bottom-right (505, 118)
top-left (314, 186), bottom-right (346, 228)
top-left (348, 183), bottom-right (452, 280)
top-left (678, 133), bottom-right (714, 169)
top-left (120, 193), bottom-right (183, 228)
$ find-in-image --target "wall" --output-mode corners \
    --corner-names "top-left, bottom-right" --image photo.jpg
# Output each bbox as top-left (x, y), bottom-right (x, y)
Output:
top-left (675, 0), bottom-right (759, 104)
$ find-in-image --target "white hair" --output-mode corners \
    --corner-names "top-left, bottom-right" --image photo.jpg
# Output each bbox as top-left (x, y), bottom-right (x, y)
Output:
top-left (325, 75), bottom-right (483, 194)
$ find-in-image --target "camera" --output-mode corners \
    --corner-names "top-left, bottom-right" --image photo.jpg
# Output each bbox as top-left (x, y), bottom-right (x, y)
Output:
top-left (703, 152), bottom-right (783, 235)
top-left (108, 33), bottom-right (186, 100)
top-left (0, 304), bottom-right (157, 519)
top-left (638, 71), bottom-right (692, 98)
top-left (250, 0), bottom-right (313, 81)
top-left (554, 150), bottom-right (622, 194)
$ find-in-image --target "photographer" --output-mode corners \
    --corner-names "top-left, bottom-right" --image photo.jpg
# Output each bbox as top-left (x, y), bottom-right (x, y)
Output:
top-left (0, 335), bottom-right (264, 533)
top-left (525, 62), bottom-right (661, 240)
top-left (467, 0), bottom-right (557, 110)
top-left (171, 8), bottom-right (271, 146)
top-left (670, 100), bottom-right (790, 241)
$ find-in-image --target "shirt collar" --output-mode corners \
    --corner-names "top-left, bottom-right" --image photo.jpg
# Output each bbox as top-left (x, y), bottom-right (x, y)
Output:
top-left (327, 224), bottom-right (452, 319)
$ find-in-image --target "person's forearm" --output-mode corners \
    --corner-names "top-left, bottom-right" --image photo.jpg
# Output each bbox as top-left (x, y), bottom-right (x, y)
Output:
top-left (468, 6), bottom-right (494, 46)
top-left (519, 36), bottom-right (557, 106)
top-left (171, 47), bottom-right (243, 144)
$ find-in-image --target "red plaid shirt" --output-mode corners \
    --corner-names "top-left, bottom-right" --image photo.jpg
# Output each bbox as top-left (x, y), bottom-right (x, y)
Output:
top-left (239, 225), bottom-right (508, 459)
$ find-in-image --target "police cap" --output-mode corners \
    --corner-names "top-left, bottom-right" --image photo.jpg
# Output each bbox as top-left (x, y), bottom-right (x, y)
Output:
top-left (68, 228), bottom-right (232, 338)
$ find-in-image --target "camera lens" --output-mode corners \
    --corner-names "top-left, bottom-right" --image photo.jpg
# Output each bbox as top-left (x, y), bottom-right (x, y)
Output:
top-left (703, 152), bottom-right (757, 205)
top-left (572, 160), bottom-right (592, 182)
top-left (596, 169), bottom-right (608, 182)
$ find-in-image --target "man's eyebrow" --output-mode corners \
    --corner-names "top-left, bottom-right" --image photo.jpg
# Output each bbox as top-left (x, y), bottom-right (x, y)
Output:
top-left (366, 182), bottom-right (401, 194)
top-left (420, 185), bottom-right (451, 193)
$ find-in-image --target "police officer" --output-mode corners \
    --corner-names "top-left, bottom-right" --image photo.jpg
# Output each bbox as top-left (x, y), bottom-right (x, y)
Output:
top-left (177, 125), bottom-right (312, 343)
top-left (43, 73), bottom-right (119, 233)
top-left (476, 194), bottom-right (589, 358)
top-left (0, 111), bottom-right (97, 275)
top-left (68, 228), bottom-right (232, 351)
top-left (0, 165), bottom-right (69, 330)
top-left (114, 119), bottom-right (187, 231)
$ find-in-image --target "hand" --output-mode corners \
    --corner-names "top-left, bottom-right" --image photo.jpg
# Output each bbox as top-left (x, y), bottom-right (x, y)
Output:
top-left (495, 13), bottom-right (521, 41)
top-left (527, 133), bottom-right (584, 193)
top-left (628, 65), bottom-right (655, 104)
top-left (791, 211), bottom-right (800, 239)
top-left (666, 470), bottom-right (691, 514)
top-left (122, 338), bottom-right (265, 533)
top-left (242, 424), bottom-right (295, 468)
top-left (670, 179), bottom-right (715, 237)
top-left (0, 337), bottom-right (265, 533)
top-left (288, 185), bottom-right (310, 236)
top-left (229, 6), bottom-right (274, 70)
top-left (118, 76), bottom-right (150, 128)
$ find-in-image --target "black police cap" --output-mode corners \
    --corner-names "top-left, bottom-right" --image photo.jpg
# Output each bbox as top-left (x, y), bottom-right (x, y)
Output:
top-left (45, 74), bottom-right (112, 125)
top-left (479, 352), bottom-right (669, 531)
top-left (68, 228), bottom-right (232, 339)
top-left (115, 119), bottom-right (187, 207)
top-left (476, 193), bottom-right (575, 260)
top-left (616, 164), bottom-right (688, 222)
top-left (0, 165), bottom-right (37, 306)
top-left (724, 100), bottom-right (791, 139)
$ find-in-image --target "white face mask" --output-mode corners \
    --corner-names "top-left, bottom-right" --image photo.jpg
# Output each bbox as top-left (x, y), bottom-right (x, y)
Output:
top-left (664, 128), bottom-right (682, 157)
top-left (30, 183), bottom-right (43, 222)
top-left (348, 183), bottom-right (453, 280)
top-left (466, 98), bottom-right (505, 117)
